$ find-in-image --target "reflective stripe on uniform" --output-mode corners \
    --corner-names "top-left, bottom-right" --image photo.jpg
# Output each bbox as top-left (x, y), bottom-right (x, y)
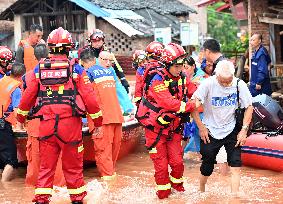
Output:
top-left (17, 108), bottom-right (29, 116)
top-left (78, 144), bottom-right (84, 153)
top-left (133, 97), bottom-right (141, 103)
top-left (83, 75), bottom-right (91, 84)
top-left (93, 76), bottom-right (114, 84)
top-left (177, 101), bottom-right (186, 113)
top-left (157, 117), bottom-right (170, 125)
top-left (101, 172), bottom-right (117, 181)
top-left (89, 110), bottom-right (102, 119)
top-left (170, 175), bottom-right (184, 184)
top-left (164, 79), bottom-right (173, 87)
top-left (58, 85), bottom-right (64, 94)
top-left (178, 77), bottom-right (185, 85)
top-left (157, 183), bottom-right (171, 191)
top-left (68, 185), bottom-right (86, 195)
top-left (153, 84), bottom-right (167, 92)
top-left (35, 73), bottom-right (39, 79)
top-left (35, 188), bottom-right (52, 195)
top-left (149, 147), bottom-right (157, 154)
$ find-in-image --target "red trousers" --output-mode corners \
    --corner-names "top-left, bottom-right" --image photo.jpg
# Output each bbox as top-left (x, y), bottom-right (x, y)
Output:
top-left (26, 136), bottom-right (65, 186)
top-left (33, 117), bottom-right (86, 203)
top-left (93, 123), bottom-right (122, 178)
top-left (145, 129), bottom-right (184, 192)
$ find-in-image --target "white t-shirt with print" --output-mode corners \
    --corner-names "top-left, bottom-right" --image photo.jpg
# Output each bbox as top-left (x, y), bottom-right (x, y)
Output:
top-left (192, 76), bottom-right (253, 139)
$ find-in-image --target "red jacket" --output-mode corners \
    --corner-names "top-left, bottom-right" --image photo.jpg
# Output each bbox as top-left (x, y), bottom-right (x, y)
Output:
top-left (136, 68), bottom-right (196, 134)
top-left (134, 60), bottom-right (163, 103)
top-left (17, 56), bottom-right (102, 126)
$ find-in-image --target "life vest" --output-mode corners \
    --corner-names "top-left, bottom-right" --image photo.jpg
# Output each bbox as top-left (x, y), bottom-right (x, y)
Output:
top-left (20, 40), bottom-right (39, 72)
top-left (136, 69), bottom-right (187, 135)
top-left (31, 57), bottom-right (86, 120)
top-left (0, 76), bottom-right (21, 124)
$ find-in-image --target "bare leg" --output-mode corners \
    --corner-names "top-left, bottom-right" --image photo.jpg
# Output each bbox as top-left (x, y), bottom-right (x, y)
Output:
top-left (219, 162), bottom-right (229, 176)
top-left (1, 164), bottom-right (15, 182)
top-left (199, 175), bottom-right (209, 192)
top-left (230, 167), bottom-right (240, 193)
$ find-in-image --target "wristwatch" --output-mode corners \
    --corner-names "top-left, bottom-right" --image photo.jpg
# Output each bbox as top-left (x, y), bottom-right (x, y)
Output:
top-left (242, 125), bottom-right (249, 130)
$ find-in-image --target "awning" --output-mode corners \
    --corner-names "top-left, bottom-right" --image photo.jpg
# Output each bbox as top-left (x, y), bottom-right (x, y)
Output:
top-left (103, 17), bottom-right (144, 37)
top-left (195, 0), bottom-right (220, 7)
top-left (216, 3), bottom-right (230, 12)
top-left (69, 0), bottom-right (110, 17)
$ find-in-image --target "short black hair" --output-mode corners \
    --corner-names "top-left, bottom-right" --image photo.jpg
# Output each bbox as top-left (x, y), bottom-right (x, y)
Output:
top-left (203, 39), bottom-right (221, 53)
top-left (185, 56), bottom-right (196, 66)
top-left (30, 24), bottom-right (43, 33)
top-left (11, 62), bottom-right (26, 77)
top-left (80, 48), bottom-right (96, 63)
top-left (34, 44), bottom-right (49, 60)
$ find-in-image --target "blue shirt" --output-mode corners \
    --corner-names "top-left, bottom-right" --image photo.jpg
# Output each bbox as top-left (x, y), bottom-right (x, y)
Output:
top-left (7, 87), bottom-right (22, 112)
top-left (249, 45), bottom-right (272, 97)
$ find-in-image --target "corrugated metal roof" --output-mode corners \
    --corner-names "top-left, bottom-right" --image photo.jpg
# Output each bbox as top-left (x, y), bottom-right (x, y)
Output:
top-left (103, 17), bottom-right (144, 37)
top-left (102, 8), bottom-right (144, 20)
top-left (69, 0), bottom-right (109, 17)
top-left (89, 0), bottom-right (197, 15)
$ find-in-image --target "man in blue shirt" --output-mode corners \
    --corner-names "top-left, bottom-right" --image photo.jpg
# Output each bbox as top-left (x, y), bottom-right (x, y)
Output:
top-left (249, 33), bottom-right (272, 97)
top-left (0, 62), bottom-right (25, 182)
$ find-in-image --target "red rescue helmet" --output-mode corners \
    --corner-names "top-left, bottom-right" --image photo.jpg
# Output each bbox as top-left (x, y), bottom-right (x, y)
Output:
top-left (88, 29), bottom-right (105, 42)
top-left (47, 27), bottom-right (73, 54)
top-left (145, 41), bottom-right (164, 59)
top-left (133, 50), bottom-right (147, 64)
top-left (160, 43), bottom-right (187, 66)
top-left (0, 46), bottom-right (13, 67)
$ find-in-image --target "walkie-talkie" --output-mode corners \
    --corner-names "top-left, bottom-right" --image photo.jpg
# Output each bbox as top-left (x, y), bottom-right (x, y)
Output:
top-left (0, 105), bottom-right (5, 129)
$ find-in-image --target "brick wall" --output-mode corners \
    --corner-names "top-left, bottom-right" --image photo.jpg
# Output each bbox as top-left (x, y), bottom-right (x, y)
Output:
top-left (96, 19), bottom-right (154, 74)
top-left (249, 0), bottom-right (269, 49)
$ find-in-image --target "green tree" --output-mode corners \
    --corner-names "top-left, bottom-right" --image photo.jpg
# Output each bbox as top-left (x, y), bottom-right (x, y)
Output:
top-left (207, 4), bottom-right (248, 57)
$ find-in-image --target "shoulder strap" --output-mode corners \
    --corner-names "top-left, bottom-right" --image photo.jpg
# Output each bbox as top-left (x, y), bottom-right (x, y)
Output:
top-left (236, 78), bottom-right (240, 108)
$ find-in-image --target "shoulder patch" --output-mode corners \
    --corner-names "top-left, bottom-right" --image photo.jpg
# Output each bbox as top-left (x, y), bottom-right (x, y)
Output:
top-left (137, 67), bottom-right (145, 75)
top-left (73, 63), bottom-right (84, 75)
top-left (152, 73), bottom-right (163, 82)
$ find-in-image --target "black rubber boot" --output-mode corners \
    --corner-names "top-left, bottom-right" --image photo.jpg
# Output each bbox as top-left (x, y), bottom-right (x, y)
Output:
top-left (71, 201), bottom-right (83, 204)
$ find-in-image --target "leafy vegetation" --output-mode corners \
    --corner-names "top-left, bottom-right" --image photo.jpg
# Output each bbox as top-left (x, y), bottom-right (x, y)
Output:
top-left (207, 3), bottom-right (248, 57)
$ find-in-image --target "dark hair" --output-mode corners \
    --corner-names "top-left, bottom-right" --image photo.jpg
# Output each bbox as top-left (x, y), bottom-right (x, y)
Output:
top-left (185, 56), bottom-right (196, 66)
top-left (185, 56), bottom-right (197, 74)
top-left (203, 39), bottom-right (221, 53)
top-left (34, 44), bottom-right (49, 60)
top-left (80, 48), bottom-right (96, 63)
top-left (30, 24), bottom-right (43, 33)
top-left (11, 62), bottom-right (26, 77)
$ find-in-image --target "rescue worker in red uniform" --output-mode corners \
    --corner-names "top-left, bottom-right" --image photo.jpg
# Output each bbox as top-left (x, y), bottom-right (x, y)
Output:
top-left (16, 27), bottom-right (102, 204)
top-left (133, 41), bottom-right (164, 105)
top-left (0, 46), bottom-right (13, 79)
top-left (136, 43), bottom-right (196, 199)
top-left (23, 43), bottom-right (65, 187)
top-left (78, 29), bottom-right (130, 93)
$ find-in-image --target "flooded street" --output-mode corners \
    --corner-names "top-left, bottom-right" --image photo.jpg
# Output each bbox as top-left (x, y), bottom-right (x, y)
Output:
top-left (0, 144), bottom-right (283, 204)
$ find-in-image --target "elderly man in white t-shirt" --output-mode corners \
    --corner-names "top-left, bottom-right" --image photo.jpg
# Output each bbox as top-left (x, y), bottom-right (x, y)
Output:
top-left (191, 60), bottom-right (253, 194)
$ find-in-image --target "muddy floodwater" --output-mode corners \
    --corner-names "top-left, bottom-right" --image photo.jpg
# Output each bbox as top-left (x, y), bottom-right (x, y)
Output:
top-left (0, 145), bottom-right (283, 204)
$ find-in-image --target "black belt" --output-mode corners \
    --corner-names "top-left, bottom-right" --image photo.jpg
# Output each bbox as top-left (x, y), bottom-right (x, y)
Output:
top-left (142, 97), bottom-right (161, 113)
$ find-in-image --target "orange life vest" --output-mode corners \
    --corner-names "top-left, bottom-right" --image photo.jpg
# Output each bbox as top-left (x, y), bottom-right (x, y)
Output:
top-left (0, 76), bottom-right (21, 124)
top-left (20, 40), bottom-right (39, 72)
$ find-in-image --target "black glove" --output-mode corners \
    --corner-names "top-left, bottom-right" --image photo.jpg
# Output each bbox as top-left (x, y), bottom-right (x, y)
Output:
top-left (121, 79), bottom-right (130, 93)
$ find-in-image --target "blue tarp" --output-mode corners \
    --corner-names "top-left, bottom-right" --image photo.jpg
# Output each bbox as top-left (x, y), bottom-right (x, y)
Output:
top-left (69, 0), bottom-right (110, 17)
